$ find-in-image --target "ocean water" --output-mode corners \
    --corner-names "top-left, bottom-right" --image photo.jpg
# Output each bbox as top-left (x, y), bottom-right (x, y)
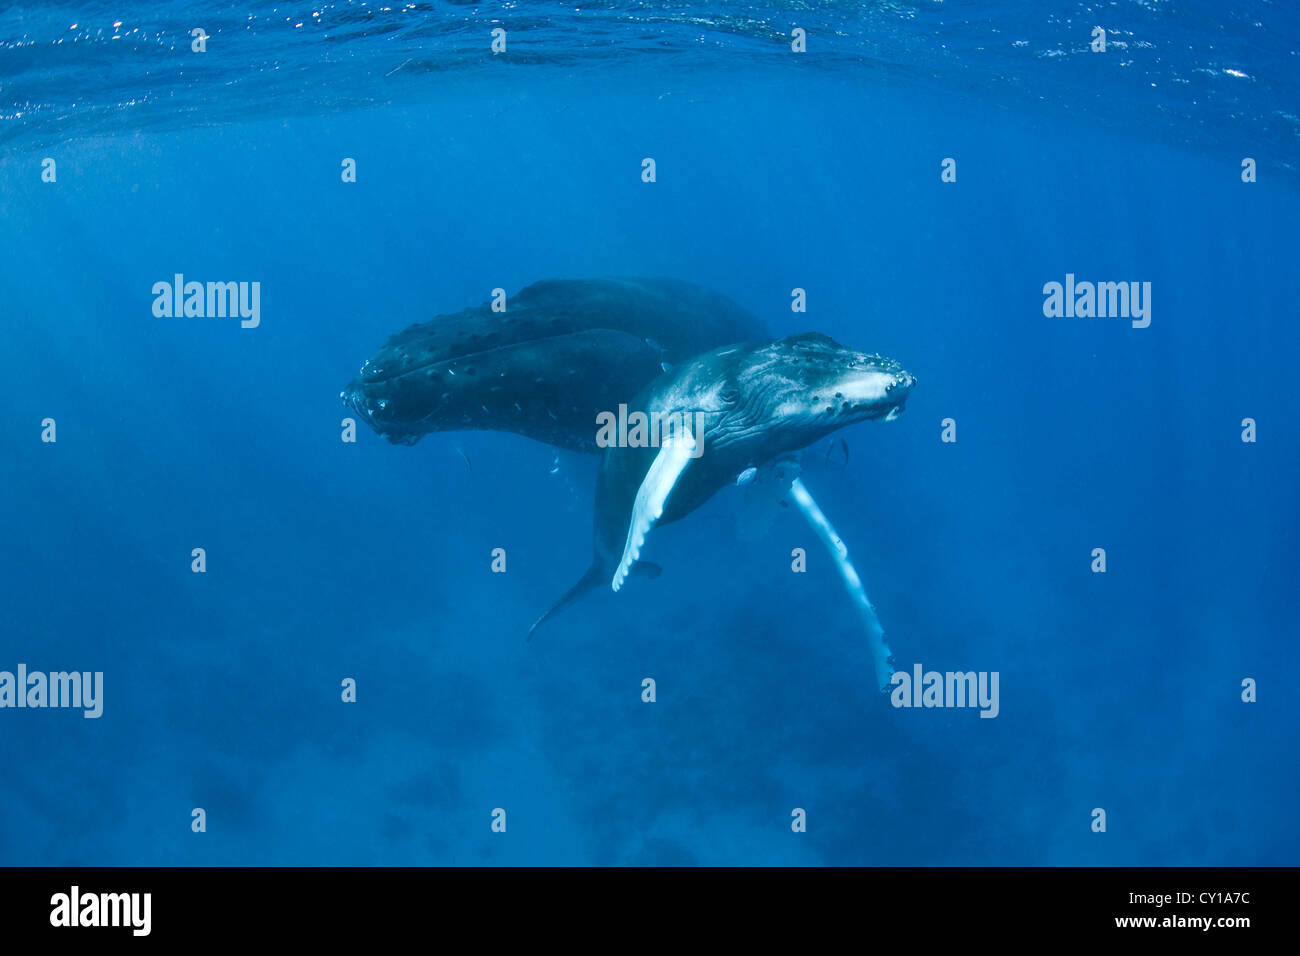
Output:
top-left (1, 2), bottom-right (1297, 866)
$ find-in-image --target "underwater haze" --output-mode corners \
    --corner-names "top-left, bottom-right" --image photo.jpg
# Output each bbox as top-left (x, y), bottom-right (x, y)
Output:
top-left (1, 1), bottom-right (1297, 866)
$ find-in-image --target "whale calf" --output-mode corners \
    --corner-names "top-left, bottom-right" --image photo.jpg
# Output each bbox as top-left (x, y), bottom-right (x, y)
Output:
top-left (530, 331), bottom-right (915, 686)
top-left (341, 277), bottom-right (767, 451)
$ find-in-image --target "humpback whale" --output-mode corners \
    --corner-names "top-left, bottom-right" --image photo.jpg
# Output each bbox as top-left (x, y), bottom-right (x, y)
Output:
top-left (341, 280), bottom-right (914, 689)
top-left (341, 277), bottom-right (767, 451)
top-left (529, 332), bottom-right (915, 688)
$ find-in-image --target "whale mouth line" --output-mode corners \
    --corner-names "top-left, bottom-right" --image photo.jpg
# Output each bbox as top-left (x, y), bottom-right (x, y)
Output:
top-left (356, 327), bottom-right (653, 386)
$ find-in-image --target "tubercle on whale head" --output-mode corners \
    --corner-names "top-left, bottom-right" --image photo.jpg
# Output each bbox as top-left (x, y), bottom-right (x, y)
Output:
top-left (340, 375), bottom-right (434, 445)
top-left (341, 376), bottom-right (390, 430)
top-left (709, 332), bottom-right (915, 454)
top-left (776, 332), bottom-right (913, 420)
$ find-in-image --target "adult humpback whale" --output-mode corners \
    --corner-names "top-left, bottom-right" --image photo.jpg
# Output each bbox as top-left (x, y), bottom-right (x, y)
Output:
top-left (341, 277), bottom-right (767, 451)
top-left (530, 332), bottom-right (916, 689)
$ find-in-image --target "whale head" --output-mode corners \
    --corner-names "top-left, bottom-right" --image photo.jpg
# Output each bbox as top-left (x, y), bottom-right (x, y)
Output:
top-left (703, 332), bottom-right (914, 457)
top-left (339, 278), bottom-right (772, 451)
top-left (340, 363), bottom-right (447, 446)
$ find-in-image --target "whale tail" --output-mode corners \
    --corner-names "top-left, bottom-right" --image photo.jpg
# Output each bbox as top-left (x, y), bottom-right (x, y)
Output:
top-left (527, 560), bottom-right (662, 640)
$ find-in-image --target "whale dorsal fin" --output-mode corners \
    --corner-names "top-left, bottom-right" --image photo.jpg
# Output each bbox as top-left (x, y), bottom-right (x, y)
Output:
top-left (612, 427), bottom-right (697, 591)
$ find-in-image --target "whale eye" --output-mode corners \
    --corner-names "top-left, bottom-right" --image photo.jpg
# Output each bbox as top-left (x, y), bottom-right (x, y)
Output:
top-left (720, 387), bottom-right (740, 405)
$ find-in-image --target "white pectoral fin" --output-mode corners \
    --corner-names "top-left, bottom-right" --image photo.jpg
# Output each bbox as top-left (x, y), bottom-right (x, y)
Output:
top-left (788, 478), bottom-right (896, 692)
top-left (612, 430), bottom-right (696, 592)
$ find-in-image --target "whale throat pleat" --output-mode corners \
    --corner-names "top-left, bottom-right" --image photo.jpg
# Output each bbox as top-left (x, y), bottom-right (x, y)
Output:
top-left (612, 430), bottom-right (697, 592)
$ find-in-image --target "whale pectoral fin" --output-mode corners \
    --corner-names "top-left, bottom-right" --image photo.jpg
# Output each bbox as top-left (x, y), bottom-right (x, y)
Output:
top-left (612, 432), bottom-right (696, 592)
top-left (787, 477), bottom-right (896, 692)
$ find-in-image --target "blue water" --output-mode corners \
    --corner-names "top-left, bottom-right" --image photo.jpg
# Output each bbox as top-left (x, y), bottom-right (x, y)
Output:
top-left (1, 2), bottom-right (1297, 866)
